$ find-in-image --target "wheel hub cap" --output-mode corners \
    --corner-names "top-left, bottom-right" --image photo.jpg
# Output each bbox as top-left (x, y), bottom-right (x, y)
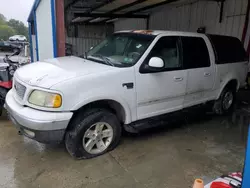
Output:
top-left (223, 91), bottom-right (233, 110)
top-left (82, 122), bottom-right (114, 155)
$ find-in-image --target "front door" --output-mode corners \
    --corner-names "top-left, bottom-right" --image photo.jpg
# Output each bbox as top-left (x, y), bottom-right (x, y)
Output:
top-left (136, 36), bottom-right (187, 120)
top-left (181, 36), bottom-right (215, 108)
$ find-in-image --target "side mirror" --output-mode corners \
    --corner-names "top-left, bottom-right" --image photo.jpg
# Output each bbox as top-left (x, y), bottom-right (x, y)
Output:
top-left (140, 57), bottom-right (165, 73)
top-left (148, 57), bottom-right (164, 68)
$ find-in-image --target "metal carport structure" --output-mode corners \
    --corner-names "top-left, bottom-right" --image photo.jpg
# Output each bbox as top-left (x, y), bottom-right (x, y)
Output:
top-left (64, 0), bottom-right (181, 58)
top-left (28, 0), bottom-right (250, 62)
top-left (64, 0), bottom-right (250, 58)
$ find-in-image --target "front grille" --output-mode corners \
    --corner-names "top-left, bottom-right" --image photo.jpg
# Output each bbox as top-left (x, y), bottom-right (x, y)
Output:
top-left (14, 80), bottom-right (26, 100)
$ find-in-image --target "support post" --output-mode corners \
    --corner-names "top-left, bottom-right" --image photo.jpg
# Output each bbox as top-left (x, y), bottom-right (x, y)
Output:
top-left (242, 0), bottom-right (250, 43)
top-left (219, 0), bottom-right (225, 23)
top-left (146, 16), bottom-right (150, 30)
top-left (28, 22), bottom-right (34, 62)
top-left (55, 0), bottom-right (66, 57)
top-left (242, 125), bottom-right (250, 188)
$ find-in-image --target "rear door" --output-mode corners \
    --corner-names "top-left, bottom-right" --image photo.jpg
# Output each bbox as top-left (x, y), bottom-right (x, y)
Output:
top-left (181, 36), bottom-right (215, 108)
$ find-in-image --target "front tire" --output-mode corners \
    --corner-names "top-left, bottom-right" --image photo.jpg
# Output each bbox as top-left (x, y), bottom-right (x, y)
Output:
top-left (65, 109), bottom-right (121, 159)
top-left (213, 87), bottom-right (236, 115)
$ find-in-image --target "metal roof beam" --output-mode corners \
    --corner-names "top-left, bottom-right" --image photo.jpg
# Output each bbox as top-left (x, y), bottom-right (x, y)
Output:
top-left (65, 0), bottom-right (79, 11)
top-left (108, 0), bottom-right (148, 14)
top-left (81, 0), bottom-right (178, 23)
top-left (88, 0), bottom-right (117, 12)
top-left (86, 0), bottom-right (148, 23)
top-left (74, 12), bottom-right (149, 19)
top-left (128, 0), bottom-right (179, 14)
top-left (66, 0), bottom-right (118, 12)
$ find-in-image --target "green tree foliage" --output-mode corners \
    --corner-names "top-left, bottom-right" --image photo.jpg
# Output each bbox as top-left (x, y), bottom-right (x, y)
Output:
top-left (0, 25), bottom-right (15, 40)
top-left (0, 13), bottom-right (28, 41)
top-left (0, 13), bottom-right (6, 25)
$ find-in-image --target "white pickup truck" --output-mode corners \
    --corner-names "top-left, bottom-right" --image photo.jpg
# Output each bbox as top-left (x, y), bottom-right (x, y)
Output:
top-left (5, 30), bottom-right (248, 159)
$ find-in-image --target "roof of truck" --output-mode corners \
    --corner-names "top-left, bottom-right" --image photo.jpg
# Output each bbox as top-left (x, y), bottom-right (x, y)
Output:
top-left (115, 30), bottom-right (206, 37)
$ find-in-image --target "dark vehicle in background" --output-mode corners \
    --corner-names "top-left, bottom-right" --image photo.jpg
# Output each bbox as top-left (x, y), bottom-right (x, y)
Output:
top-left (0, 49), bottom-right (22, 115)
top-left (0, 41), bottom-right (14, 52)
top-left (0, 41), bottom-right (21, 52)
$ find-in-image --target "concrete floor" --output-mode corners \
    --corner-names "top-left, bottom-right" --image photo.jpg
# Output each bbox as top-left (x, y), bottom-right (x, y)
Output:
top-left (0, 111), bottom-right (246, 188)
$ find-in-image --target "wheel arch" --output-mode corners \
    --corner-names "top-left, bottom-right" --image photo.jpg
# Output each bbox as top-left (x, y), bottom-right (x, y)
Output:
top-left (71, 98), bottom-right (132, 125)
top-left (217, 79), bottom-right (238, 99)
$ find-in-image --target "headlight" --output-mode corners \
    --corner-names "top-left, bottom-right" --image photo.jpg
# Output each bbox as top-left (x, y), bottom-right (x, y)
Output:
top-left (28, 90), bottom-right (62, 108)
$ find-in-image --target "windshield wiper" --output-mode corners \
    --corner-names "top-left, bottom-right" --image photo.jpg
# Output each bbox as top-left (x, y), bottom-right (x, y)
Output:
top-left (79, 52), bottom-right (87, 59)
top-left (91, 54), bottom-right (115, 67)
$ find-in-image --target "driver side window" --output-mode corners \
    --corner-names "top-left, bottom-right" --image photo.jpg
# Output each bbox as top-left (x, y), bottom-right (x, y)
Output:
top-left (146, 36), bottom-right (181, 71)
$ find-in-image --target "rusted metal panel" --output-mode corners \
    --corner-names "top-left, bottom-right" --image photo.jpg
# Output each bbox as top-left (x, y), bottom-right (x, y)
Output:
top-left (96, 0), bottom-right (138, 12)
top-left (56, 0), bottom-right (66, 57)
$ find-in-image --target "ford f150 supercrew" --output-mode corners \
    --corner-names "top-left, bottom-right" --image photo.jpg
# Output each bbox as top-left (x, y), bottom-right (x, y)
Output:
top-left (5, 30), bottom-right (248, 158)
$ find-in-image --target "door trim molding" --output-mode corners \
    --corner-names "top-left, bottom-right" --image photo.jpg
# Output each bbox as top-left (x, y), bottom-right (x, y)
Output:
top-left (138, 93), bottom-right (185, 107)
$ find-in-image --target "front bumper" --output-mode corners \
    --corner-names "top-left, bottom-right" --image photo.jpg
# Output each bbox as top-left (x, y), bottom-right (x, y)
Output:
top-left (5, 90), bottom-right (73, 143)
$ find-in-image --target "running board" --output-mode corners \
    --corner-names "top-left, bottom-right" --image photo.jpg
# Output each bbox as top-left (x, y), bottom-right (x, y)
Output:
top-left (124, 110), bottom-right (184, 133)
top-left (123, 104), bottom-right (211, 133)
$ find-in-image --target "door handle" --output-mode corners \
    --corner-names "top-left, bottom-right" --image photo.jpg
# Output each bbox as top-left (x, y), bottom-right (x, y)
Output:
top-left (204, 72), bottom-right (211, 77)
top-left (122, 82), bottom-right (134, 89)
top-left (174, 77), bottom-right (183, 82)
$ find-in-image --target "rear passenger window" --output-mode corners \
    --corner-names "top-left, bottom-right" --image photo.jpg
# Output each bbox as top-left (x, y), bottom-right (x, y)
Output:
top-left (182, 37), bottom-right (210, 69)
top-left (208, 35), bottom-right (248, 64)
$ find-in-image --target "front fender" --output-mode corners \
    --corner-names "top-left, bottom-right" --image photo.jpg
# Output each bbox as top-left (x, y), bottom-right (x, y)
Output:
top-left (71, 95), bottom-right (132, 124)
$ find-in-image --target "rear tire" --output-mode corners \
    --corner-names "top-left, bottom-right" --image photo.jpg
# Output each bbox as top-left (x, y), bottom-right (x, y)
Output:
top-left (213, 87), bottom-right (236, 115)
top-left (65, 108), bottom-right (121, 159)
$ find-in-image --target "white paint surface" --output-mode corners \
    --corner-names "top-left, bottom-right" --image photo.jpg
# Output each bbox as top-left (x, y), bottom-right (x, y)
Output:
top-left (36, 0), bottom-right (54, 61)
top-left (31, 35), bottom-right (37, 61)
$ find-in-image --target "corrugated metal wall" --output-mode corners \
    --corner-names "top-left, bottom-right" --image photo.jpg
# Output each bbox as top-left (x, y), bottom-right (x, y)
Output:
top-left (114, 18), bottom-right (147, 31)
top-left (114, 0), bottom-right (248, 40)
top-left (66, 24), bottom-right (113, 56)
top-left (149, 0), bottom-right (247, 39)
top-left (66, 37), bottom-right (103, 56)
top-left (70, 0), bottom-right (249, 55)
top-left (77, 25), bottom-right (113, 38)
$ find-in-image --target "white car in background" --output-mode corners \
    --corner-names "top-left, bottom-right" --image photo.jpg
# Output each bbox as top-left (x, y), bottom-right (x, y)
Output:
top-left (9, 35), bottom-right (27, 42)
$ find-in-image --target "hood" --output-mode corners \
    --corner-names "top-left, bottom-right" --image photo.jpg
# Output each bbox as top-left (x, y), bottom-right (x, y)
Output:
top-left (15, 56), bottom-right (115, 88)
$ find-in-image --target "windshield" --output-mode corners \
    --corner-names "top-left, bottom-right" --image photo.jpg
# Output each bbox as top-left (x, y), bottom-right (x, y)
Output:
top-left (84, 33), bottom-right (155, 67)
